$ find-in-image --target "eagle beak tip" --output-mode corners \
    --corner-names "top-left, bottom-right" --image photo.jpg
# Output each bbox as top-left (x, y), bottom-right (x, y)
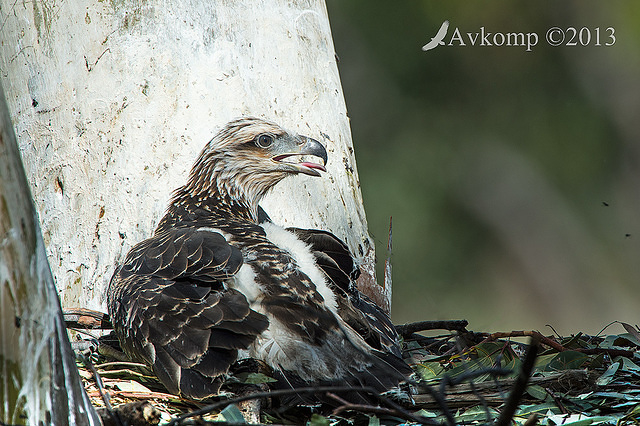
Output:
top-left (301, 137), bottom-right (328, 167)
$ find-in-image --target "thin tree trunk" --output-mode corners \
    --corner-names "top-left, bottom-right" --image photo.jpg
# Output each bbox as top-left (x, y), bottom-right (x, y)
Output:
top-left (0, 0), bottom-right (389, 313)
top-left (0, 82), bottom-right (100, 425)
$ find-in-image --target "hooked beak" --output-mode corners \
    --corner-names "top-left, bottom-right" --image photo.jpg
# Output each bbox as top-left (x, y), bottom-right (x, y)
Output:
top-left (273, 137), bottom-right (328, 177)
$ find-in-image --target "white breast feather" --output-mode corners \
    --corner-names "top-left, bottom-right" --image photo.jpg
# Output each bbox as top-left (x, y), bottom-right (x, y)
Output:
top-left (233, 223), bottom-right (371, 380)
top-left (233, 263), bottom-right (263, 303)
top-left (259, 222), bottom-right (338, 314)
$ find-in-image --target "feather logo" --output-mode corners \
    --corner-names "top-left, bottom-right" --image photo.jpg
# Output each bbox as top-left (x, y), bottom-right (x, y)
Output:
top-left (422, 20), bottom-right (449, 51)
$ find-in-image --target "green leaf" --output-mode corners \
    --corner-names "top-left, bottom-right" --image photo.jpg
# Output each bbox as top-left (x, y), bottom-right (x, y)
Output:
top-left (592, 391), bottom-right (640, 401)
top-left (588, 353), bottom-right (607, 369)
top-left (620, 323), bottom-right (640, 347)
top-left (533, 353), bottom-right (556, 369)
top-left (415, 361), bottom-right (445, 382)
top-left (307, 414), bottom-right (330, 426)
top-left (453, 405), bottom-right (499, 423)
top-left (415, 409), bottom-right (439, 418)
top-left (219, 404), bottom-right (246, 423)
top-left (618, 357), bottom-right (640, 374)
top-left (536, 351), bottom-right (591, 372)
top-left (473, 341), bottom-right (513, 363)
top-left (562, 333), bottom-right (588, 350)
top-left (596, 361), bottom-right (620, 386)
top-left (502, 354), bottom-right (522, 377)
top-left (516, 402), bottom-right (560, 416)
top-left (236, 372), bottom-right (278, 384)
top-left (445, 361), bottom-right (492, 383)
top-left (526, 384), bottom-right (548, 400)
top-left (614, 401), bottom-right (640, 410)
top-left (601, 335), bottom-right (637, 350)
top-left (367, 415), bottom-right (380, 426)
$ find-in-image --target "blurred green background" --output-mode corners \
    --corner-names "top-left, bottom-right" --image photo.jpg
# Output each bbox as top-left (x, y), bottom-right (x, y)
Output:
top-left (327, 1), bottom-right (640, 335)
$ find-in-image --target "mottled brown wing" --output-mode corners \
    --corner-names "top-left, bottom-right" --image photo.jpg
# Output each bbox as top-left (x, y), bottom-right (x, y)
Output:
top-left (107, 228), bottom-right (269, 400)
top-left (287, 228), bottom-right (359, 293)
top-left (288, 228), bottom-right (404, 359)
top-left (121, 227), bottom-right (239, 283)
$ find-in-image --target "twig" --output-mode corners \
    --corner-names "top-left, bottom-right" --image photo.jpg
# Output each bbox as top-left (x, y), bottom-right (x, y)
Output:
top-left (494, 336), bottom-right (539, 426)
top-left (366, 390), bottom-right (429, 425)
top-left (480, 331), bottom-right (563, 351)
top-left (64, 308), bottom-right (112, 329)
top-left (87, 390), bottom-right (177, 401)
top-left (546, 324), bottom-right (563, 339)
top-left (523, 413), bottom-right (539, 426)
top-left (592, 321), bottom-right (619, 339)
top-left (167, 385), bottom-right (437, 426)
top-left (81, 354), bottom-right (125, 426)
top-left (98, 340), bottom-right (131, 362)
top-left (403, 333), bottom-right (446, 350)
top-left (327, 392), bottom-right (402, 418)
top-left (544, 387), bottom-right (568, 414)
top-left (396, 320), bottom-right (469, 336)
top-left (96, 361), bottom-right (149, 370)
top-left (84, 48), bottom-right (111, 72)
top-left (95, 369), bottom-right (154, 379)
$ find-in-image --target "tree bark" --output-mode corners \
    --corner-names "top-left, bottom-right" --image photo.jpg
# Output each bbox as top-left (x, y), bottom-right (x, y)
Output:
top-left (0, 0), bottom-right (389, 313)
top-left (0, 83), bottom-right (100, 425)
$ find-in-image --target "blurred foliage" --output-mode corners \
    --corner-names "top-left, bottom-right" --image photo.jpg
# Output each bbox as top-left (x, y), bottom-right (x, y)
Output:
top-left (327, 1), bottom-right (640, 333)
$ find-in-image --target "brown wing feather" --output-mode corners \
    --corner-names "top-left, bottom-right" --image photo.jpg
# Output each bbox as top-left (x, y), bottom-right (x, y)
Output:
top-left (287, 228), bottom-right (359, 292)
top-left (287, 227), bottom-right (404, 359)
top-left (121, 227), bottom-right (239, 282)
top-left (107, 228), bottom-right (269, 400)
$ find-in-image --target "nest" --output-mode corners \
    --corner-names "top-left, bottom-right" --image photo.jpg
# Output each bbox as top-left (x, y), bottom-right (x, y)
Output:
top-left (66, 310), bottom-right (640, 425)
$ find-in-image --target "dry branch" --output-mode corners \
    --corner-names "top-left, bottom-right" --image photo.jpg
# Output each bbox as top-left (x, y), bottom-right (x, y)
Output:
top-left (396, 320), bottom-right (469, 336)
top-left (64, 308), bottom-right (112, 329)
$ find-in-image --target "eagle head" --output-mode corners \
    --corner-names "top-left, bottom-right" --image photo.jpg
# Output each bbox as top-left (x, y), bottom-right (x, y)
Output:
top-left (183, 117), bottom-right (328, 218)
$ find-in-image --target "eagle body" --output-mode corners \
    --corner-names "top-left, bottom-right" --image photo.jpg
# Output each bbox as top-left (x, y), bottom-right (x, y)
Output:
top-left (107, 118), bottom-right (409, 400)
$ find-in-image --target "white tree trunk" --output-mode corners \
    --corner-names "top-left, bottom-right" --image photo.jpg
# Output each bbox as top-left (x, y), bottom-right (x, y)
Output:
top-left (0, 1), bottom-right (388, 312)
top-left (0, 83), bottom-right (100, 425)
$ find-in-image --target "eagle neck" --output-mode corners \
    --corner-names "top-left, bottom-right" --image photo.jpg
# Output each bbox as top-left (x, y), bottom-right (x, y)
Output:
top-left (176, 177), bottom-right (263, 225)
top-left (180, 153), bottom-right (278, 223)
top-left (173, 185), bottom-right (258, 223)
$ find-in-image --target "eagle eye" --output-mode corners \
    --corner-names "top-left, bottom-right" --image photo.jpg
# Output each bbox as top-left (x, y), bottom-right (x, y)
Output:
top-left (256, 134), bottom-right (274, 149)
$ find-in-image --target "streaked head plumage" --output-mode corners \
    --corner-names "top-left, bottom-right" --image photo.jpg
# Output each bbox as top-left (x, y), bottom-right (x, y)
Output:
top-left (182, 117), bottom-right (328, 219)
